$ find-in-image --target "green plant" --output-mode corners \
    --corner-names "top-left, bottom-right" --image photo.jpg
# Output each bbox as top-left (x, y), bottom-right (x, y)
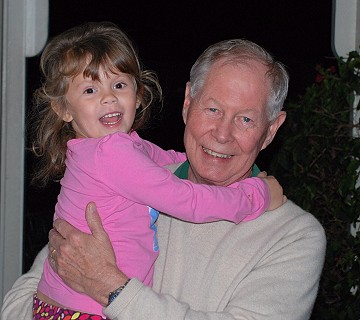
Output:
top-left (270, 51), bottom-right (360, 319)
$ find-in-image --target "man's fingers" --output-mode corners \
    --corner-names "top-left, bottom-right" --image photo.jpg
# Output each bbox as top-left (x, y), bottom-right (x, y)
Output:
top-left (257, 171), bottom-right (267, 178)
top-left (49, 228), bottom-right (65, 249)
top-left (85, 202), bottom-right (105, 236)
top-left (283, 195), bottom-right (287, 203)
top-left (53, 218), bottom-right (77, 239)
top-left (49, 253), bottom-right (57, 271)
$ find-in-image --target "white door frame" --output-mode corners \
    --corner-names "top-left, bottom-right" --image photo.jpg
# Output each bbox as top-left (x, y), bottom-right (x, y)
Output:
top-left (0, 0), bottom-right (48, 305)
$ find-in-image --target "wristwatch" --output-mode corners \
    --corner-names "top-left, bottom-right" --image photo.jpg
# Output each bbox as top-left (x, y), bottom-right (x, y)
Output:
top-left (107, 279), bottom-right (131, 306)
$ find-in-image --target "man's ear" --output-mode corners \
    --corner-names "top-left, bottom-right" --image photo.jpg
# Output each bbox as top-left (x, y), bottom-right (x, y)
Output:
top-left (52, 102), bottom-right (73, 123)
top-left (182, 82), bottom-right (191, 125)
top-left (261, 111), bottom-right (286, 150)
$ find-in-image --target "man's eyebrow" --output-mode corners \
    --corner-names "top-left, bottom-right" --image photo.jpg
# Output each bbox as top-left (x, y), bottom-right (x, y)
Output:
top-left (237, 108), bottom-right (258, 114)
top-left (205, 97), bottom-right (218, 103)
top-left (203, 97), bottom-right (262, 115)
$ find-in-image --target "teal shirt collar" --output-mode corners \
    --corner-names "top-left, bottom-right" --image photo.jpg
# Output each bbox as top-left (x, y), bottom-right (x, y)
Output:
top-left (174, 160), bottom-right (260, 179)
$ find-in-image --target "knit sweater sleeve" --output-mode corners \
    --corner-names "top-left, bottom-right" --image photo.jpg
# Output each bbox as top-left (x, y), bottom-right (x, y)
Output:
top-left (1, 246), bottom-right (46, 319)
top-left (97, 133), bottom-right (270, 224)
top-left (104, 204), bottom-right (326, 320)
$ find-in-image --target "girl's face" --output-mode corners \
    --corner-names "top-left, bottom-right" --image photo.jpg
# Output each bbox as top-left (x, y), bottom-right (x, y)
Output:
top-left (60, 66), bottom-right (140, 138)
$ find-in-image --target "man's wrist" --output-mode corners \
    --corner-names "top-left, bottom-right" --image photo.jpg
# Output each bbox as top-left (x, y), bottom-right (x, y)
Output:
top-left (94, 266), bottom-right (129, 307)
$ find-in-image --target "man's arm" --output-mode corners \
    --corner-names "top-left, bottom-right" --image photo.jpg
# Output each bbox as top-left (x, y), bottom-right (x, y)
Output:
top-left (1, 246), bottom-right (47, 319)
top-left (49, 202), bottom-right (326, 320)
top-left (105, 208), bottom-right (326, 320)
top-left (48, 203), bottom-right (215, 319)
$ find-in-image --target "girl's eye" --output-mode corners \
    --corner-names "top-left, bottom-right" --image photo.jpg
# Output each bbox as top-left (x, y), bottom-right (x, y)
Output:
top-left (114, 82), bottom-right (126, 89)
top-left (83, 88), bottom-right (96, 94)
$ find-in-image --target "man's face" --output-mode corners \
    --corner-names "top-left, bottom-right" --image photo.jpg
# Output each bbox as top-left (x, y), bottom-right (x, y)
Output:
top-left (182, 59), bottom-right (286, 186)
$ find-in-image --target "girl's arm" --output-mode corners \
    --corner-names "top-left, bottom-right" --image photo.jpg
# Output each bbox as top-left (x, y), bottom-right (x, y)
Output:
top-left (133, 132), bottom-right (187, 166)
top-left (97, 134), bottom-right (273, 224)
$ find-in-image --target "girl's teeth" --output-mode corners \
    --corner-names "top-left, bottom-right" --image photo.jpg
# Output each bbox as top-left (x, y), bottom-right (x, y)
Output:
top-left (100, 113), bottom-right (122, 124)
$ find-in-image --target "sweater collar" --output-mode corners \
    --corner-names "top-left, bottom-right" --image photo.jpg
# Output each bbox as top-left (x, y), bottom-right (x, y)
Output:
top-left (174, 160), bottom-right (260, 179)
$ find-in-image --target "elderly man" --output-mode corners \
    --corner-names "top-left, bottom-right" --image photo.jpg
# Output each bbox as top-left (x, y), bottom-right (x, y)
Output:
top-left (1, 39), bottom-right (326, 320)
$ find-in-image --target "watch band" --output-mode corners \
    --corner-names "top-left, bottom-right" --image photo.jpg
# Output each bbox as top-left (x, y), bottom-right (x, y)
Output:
top-left (107, 278), bottom-right (131, 306)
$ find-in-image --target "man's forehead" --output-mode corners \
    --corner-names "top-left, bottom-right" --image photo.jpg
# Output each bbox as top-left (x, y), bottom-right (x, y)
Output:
top-left (211, 58), bottom-right (268, 77)
top-left (188, 61), bottom-right (270, 122)
top-left (202, 61), bottom-right (269, 97)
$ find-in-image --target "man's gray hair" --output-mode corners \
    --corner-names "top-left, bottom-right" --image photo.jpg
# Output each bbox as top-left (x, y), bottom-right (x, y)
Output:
top-left (189, 39), bottom-right (289, 121)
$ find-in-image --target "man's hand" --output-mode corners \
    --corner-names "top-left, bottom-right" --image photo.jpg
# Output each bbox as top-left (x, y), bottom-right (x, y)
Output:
top-left (257, 171), bottom-right (287, 210)
top-left (48, 202), bottom-right (129, 306)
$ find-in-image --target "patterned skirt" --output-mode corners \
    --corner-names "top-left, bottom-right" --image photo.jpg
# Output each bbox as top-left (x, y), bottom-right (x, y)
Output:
top-left (33, 294), bottom-right (109, 320)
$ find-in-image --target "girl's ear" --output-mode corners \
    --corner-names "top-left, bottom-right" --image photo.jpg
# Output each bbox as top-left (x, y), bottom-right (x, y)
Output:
top-left (51, 102), bottom-right (73, 122)
top-left (136, 98), bottom-right (141, 109)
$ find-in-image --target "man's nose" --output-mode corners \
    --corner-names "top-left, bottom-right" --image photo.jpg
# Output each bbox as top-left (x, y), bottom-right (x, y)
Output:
top-left (212, 118), bottom-right (235, 143)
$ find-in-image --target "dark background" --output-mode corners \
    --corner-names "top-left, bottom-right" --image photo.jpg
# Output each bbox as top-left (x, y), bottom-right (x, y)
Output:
top-left (24, 0), bottom-right (334, 271)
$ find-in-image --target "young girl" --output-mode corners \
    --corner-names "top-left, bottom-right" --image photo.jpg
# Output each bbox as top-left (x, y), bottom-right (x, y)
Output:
top-left (31, 21), bottom-right (283, 319)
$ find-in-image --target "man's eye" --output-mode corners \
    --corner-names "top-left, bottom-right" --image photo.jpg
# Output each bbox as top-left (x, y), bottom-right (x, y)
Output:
top-left (209, 107), bottom-right (218, 113)
top-left (235, 116), bottom-right (254, 129)
top-left (83, 88), bottom-right (95, 94)
top-left (114, 82), bottom-right (126, 89)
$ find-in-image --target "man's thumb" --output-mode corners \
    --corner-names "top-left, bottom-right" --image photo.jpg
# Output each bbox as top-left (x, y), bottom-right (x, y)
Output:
top-left (85, 202), bottom-right (104, 235)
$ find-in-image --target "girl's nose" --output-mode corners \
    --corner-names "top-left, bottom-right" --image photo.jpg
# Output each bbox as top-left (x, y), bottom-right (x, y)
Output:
top-left (101, 92), bottom-right (118, 105)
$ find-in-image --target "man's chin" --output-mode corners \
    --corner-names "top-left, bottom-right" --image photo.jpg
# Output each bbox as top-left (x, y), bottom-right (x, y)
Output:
top-left (190, 168), bottom-right (232, 186)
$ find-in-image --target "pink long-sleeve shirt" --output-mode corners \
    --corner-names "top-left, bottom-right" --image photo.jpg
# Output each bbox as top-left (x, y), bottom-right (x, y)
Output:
top-left (38, 131), bottom-right (270, 316)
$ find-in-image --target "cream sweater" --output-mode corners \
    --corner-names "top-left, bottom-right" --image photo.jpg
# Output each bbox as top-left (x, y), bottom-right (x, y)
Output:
top-left (1, 200), bottom-right (326, 320)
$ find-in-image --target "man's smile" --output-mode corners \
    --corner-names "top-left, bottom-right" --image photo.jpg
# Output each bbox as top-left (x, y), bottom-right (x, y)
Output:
top-left (202, 146), bottom-right (233, 159)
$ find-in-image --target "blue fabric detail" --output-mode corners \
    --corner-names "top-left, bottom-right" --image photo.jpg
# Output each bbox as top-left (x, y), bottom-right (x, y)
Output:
top-left (149, 207), bottom-right (159, 252)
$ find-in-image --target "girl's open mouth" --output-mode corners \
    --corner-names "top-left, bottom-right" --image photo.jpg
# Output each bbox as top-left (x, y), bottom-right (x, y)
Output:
top-left (99, 112), bottom-right (122, 126)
